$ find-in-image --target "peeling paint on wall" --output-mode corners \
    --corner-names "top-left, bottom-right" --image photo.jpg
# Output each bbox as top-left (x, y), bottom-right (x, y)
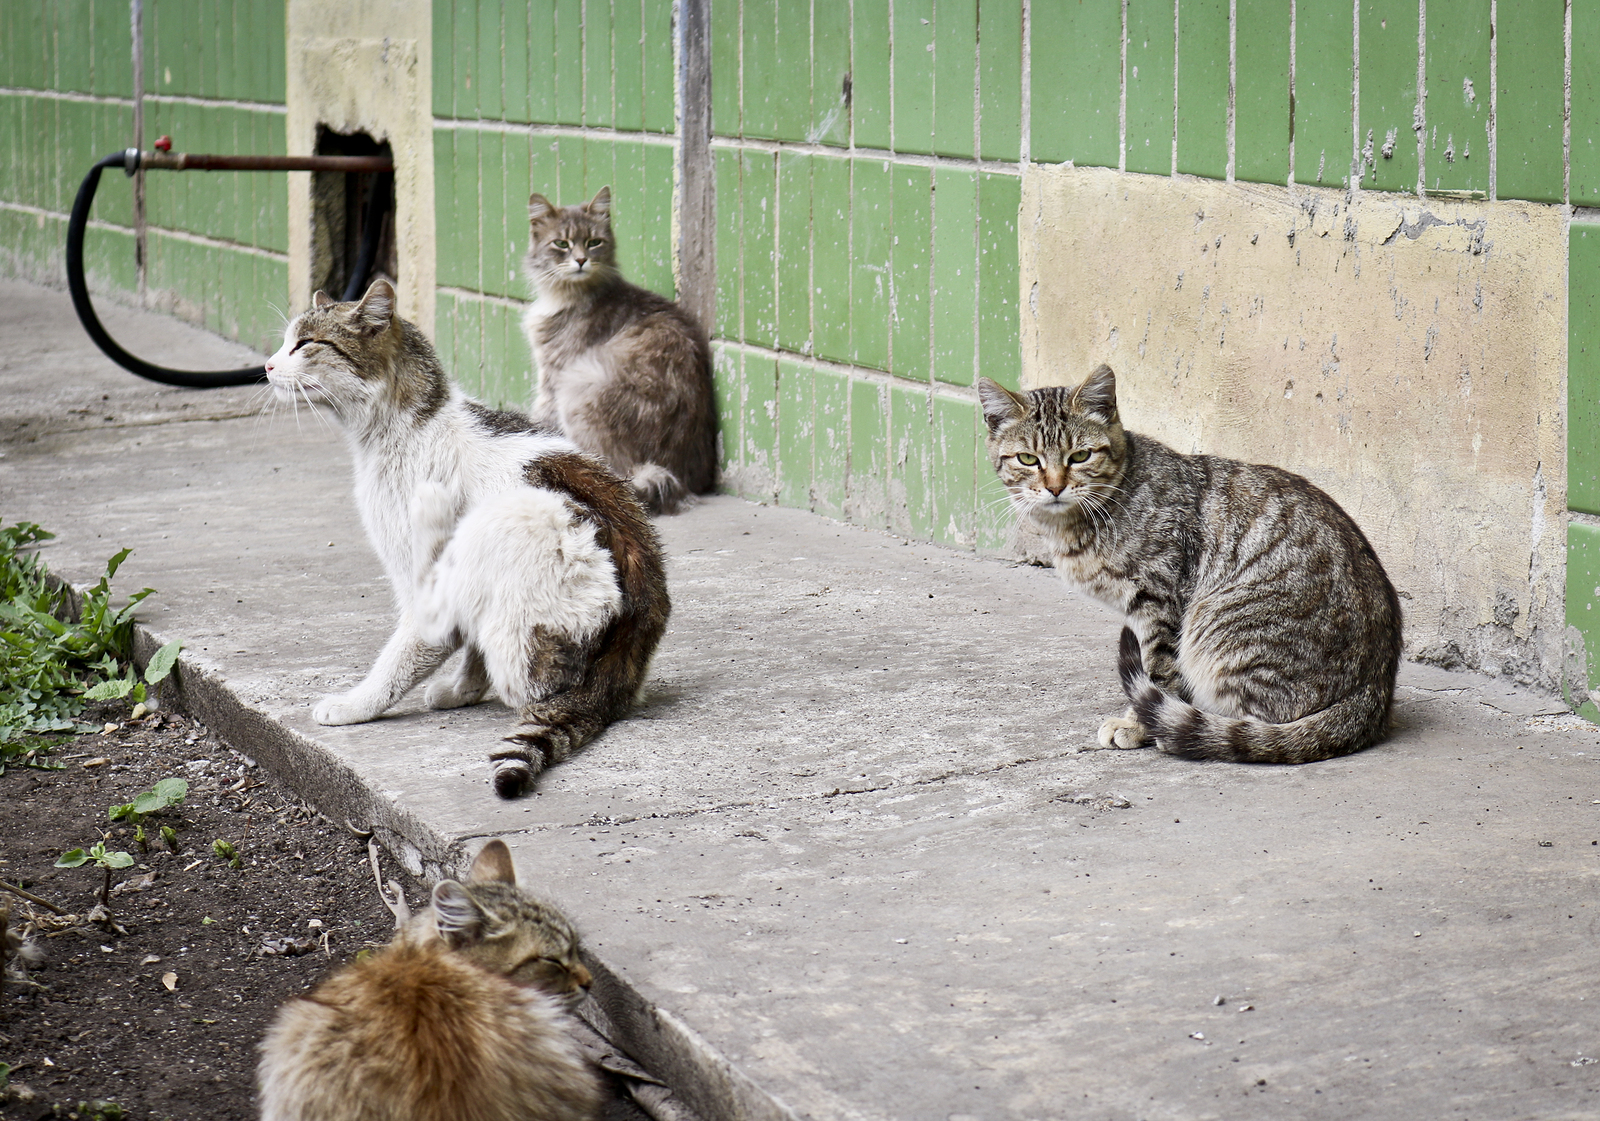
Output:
top-left (1019, 164), bottom-right (1567, 690)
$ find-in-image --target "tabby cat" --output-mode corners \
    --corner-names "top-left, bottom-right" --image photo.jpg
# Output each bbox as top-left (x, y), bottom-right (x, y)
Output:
top-left (264, 279), bottom-right (670, 797)
top-left (979, 365), bottom-right (1401, 764)
top-left (257, 839), bottom-right (602, 1121)
top-left (521, 186), bottom-right (717, 515)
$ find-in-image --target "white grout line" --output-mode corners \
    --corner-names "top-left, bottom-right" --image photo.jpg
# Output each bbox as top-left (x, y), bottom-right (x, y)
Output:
top-left (1120, 0), bottom-right (1129, 173)
top-left (1226, 0), bottom-right (1236, 184)
top-left (1288, 0), bottom-right (1296, 186)
top-left (435, 117), bottom-right (679, 145)
top-left (1417, 0), bottom-right (1427, 198)
top-left (1489, 0), bottom-right (1498, 200)
top-left (1019, 0), bottom-right (1031, 166)
top-left (1172, 0), bottom-right (1181, 177)
top-left (0, 87), bottom-right (287, 116)
top-left (714, 337), bottom-right (980, 405)
top-left (436, 284), bottom-right (528, 312)
top-left (1565, 0), bottom-right (1573, 205)
top-left (710, 135), bottom-right (1023, 176)
top-left (1351, 0), bottom-right (1361, 191)
top-left (0, 198), bottom-right (287, 261)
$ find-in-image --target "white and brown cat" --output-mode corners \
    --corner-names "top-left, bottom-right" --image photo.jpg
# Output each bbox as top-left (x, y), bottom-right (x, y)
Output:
top-left (522, 187), bottom-right (717, 515)
top-left (264, 280), bottom-right (670, 797)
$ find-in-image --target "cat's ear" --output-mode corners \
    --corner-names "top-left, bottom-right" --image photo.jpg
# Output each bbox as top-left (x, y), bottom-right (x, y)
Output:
top-left (585, 186), bottom-right (612, 220)
top-left (467, 838), bottom-right (518, 886)
top-left (431, 880), bottom-right (488, 947)
top-left (352, 279), bottom-right (396, 333)
top-left (528, 193), bottom-right (556, 224)
top-left (311, 290), bottom-right (334, 309)
top-left (1073, 364), bottom-right (1119, 424)
top-left (977, 377), bottom-right (1029, 434)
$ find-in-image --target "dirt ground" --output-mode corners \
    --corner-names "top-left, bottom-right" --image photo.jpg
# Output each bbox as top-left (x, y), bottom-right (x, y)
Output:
top-left (0, 705), bottom-right (647, 1121)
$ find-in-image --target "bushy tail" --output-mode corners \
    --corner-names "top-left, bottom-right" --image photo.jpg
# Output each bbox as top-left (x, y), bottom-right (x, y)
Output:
top-left (490, 698), bottom-right (609, 798)
top-left (1116, 627), bottom-right (1390, 764)
top-left (629, 462), bottom-right (693, 516)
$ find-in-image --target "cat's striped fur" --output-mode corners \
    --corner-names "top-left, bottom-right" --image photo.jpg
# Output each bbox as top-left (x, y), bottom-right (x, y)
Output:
top-left (264, 280), bottom-right (669, 797)
top-left (258, 840), bottom-right (602, 1121)
top-left (979, 365), bottom-right (1401, 764)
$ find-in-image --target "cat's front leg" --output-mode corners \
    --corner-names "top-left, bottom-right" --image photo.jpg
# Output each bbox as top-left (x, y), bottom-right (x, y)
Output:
top-left (313, 614), bottom-right (457, 725)
top-left (423, 645), bottom-right (491, 710)
top-left (1090, 608), bottom-right (1183, 750)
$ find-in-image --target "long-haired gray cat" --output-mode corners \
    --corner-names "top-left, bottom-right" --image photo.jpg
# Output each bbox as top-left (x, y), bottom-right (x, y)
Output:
top-left (521, 187), bottom-right (717, 515)
top-left (264, 280), bottom-right (671, 797)
top-left (979, 365), bottom-right (1401, 764)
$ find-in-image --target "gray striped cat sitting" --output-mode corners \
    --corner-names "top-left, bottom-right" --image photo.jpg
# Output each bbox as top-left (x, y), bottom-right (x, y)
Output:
top-left (979, 365), bottom-right (1401, 765)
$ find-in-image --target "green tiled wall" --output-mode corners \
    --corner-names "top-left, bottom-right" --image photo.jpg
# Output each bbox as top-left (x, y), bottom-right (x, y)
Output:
top-left (1568, 224), bottom-right (1600, 715)
top-left (0, 0), bottom-right (289, 356)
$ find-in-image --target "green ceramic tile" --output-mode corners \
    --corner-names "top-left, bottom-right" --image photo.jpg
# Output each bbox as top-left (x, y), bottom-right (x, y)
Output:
top-left (451, 0), bottom-right (477, 117)
top-left (642, 0), bottom-right (674, 133)
top-left (1357, 0), bottom-right (1418, 194)
top-left (83, 225), bottom-right (136, 295)
top-left (1424, 0), bottom-right (1490, 195)
top-left (554, 0), bottom-right (583, 124)
top-left (741, 149), bottom-right (778, 347)
top-left (931, 167), bottom-right (976, 387)
top-left (482, 3), bottom-right (507, 119)
top-left (1497, 0), bottom-right (1567, 203)
top-left (848, 377), bottom-right (888, 527)
top-left (434, 288), bottom-right (458, 374)
top-left (889, 383), bottom-right (931, 537)
top-left (773, 0), bottom-right (812, 142)
top-left (742, 0), bottom-right (778, 138)
top-left (714, 148), bottom-right (743, 340)
top-left (930, 395), bottom-right (976, 547)
top-left (530, 136), bottom-right (559, 211)
top-left (553, 133), bottom-right (585, 203)
top-left (528, 2), bottom-right (557, 123)
top-left (582, 134), bottom-right (616, 214)
top-left (712, 344), bottom-right (742, 473)
top-left (1294, 0), bottom-right (1355, 186)
top-left (712, 0), bottom-right (742, 135)
top-left (776, 151), bottom-right (811, 354)
top-left (582, 0), bottom-right (612, 126)
top-left (502, 3), bottom-right (531, 123)
top-left (812, 0), bottom-right (851, 147)
top-left (1569, 222), bottom-right (1600, 515)
top-left (891, 164), bottom-right (931, 379)
top-left (444, 128), bottom-right (481, 289)
top-left (777, 357), bottom-right (815, 508)
top-left (455, 295), bottom-right (485, 396)
top-left (850, 158), bottom-right (892, 371)
top-left (608, 139), bottom-right (646, 280)
top-left (265, 0), bottom-right (286, 103)
top-left (933, 0), bottom-right (977, 159)
top-left (501, 130), bottom-right (533, 291)
top-left (1566, 520), bottom-right (1600, 720)
top-left (812, 153), bottom-right (851, 364)
top-left (893, 0), bottom-right (935, 154)
top-left (612, 0), bottom-right (644, 131)
top-left (433, 0), bottom-right (455, 115)
top-left (977, 172), bottom-right (1019, 390)
top-left (813, 367), bottom-right (849, 519)
top-left (641, 142), bottom-right (675, 296)
top-left (1233, 0), bottom-right (1290, 185)
top-left (56, 0), bottom-right (92, 93)
top-left (978, 0), bottom-right (1021, 162)
top-left (481, 131), bottom-right (511, 295)
top-left (742, 355), bottom-right (779, 501)
top-left (1576, 1), bottom-right (1600, 204)
top-left (1126, 0), bottom-right (1175, 176)
top-left (486, 301), bottom-right (517, 406)
top-left (852, 0), bottom-right (891, 149)
top-left (1175, 0), bottom-right (1228, 179)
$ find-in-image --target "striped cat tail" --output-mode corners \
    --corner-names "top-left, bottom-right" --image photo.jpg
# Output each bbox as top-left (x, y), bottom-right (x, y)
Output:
top-left (1116, 627), bottom-right (1389, 765)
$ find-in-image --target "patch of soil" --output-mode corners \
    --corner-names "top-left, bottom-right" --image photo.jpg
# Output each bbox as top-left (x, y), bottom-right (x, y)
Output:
top-left (0, 706), bottom-right (647, 1121)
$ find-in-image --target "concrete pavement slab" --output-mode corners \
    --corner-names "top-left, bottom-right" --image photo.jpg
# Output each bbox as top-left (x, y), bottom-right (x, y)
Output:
top-left (4, 278), bottom-right (1599, 1120)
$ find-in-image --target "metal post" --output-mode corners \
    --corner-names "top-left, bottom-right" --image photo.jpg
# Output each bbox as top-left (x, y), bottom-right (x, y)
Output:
top-left (675, 0), bottom-right (714, 330)
top-left (131, 0), bottom-right (146, 300)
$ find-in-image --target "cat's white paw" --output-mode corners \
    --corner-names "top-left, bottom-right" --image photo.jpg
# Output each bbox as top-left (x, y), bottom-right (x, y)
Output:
top-left (423, 678), bottom-right (487, 710)
top-left (1095, 714), bottom-right (1150, 750)
top-left (313, 693), bottom-right (381, 726)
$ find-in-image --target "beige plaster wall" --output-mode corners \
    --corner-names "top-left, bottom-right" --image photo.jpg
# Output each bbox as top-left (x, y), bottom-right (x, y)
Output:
top-left (285, 0), bottom-right (435, 333)
top-left (1020, 165), bottom-right (1567, 690)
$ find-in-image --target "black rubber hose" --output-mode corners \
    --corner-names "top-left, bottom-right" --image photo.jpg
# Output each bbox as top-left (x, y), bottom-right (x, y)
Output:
top-left (66, 152), bottom-right (392, 389)
top-left (341, 171), bottom-right (392, 302)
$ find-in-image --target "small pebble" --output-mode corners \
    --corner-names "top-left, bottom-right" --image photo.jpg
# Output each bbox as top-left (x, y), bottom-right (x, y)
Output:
top-left (1412, 931), bottom-right (1422, 938)
top-left (1212, 995), bottom-right (1227, 1006)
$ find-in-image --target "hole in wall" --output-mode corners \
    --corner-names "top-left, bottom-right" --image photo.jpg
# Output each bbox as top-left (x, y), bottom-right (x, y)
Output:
top-left (311, 126), bottom-right (397, 300)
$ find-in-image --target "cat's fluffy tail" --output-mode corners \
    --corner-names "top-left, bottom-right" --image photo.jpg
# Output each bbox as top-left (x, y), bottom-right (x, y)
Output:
top-left (629, 462), bottom-right (693, 516)
top-left (1116, 627), bottom-right (1389, 764)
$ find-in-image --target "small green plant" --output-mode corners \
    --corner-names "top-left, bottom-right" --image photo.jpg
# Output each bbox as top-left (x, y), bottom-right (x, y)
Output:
top-left (107, 777), bottom-right (188, 824)
top-left (212, 839), bottom-right (242, 870)
top-left (56, 839), bottom-right (135, 906)
top-left (0, 523), bottom-right (177, 755)
top-left (160, 824), bottom-right (179, 853)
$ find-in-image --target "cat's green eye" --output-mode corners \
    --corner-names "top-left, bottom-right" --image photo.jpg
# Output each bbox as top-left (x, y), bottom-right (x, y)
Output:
top-left (1015, 452), bottom-right (1040, 466)
top-left (552, 239), bottom-right (570, 250)
top-left (1068, 449), bottom-right (1091, 464)
top-left (586, 238), bottom-right (605, 249)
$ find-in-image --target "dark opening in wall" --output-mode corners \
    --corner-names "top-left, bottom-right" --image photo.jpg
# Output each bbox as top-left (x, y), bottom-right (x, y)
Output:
top-left (311, 127), bottom-right (397, 300)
